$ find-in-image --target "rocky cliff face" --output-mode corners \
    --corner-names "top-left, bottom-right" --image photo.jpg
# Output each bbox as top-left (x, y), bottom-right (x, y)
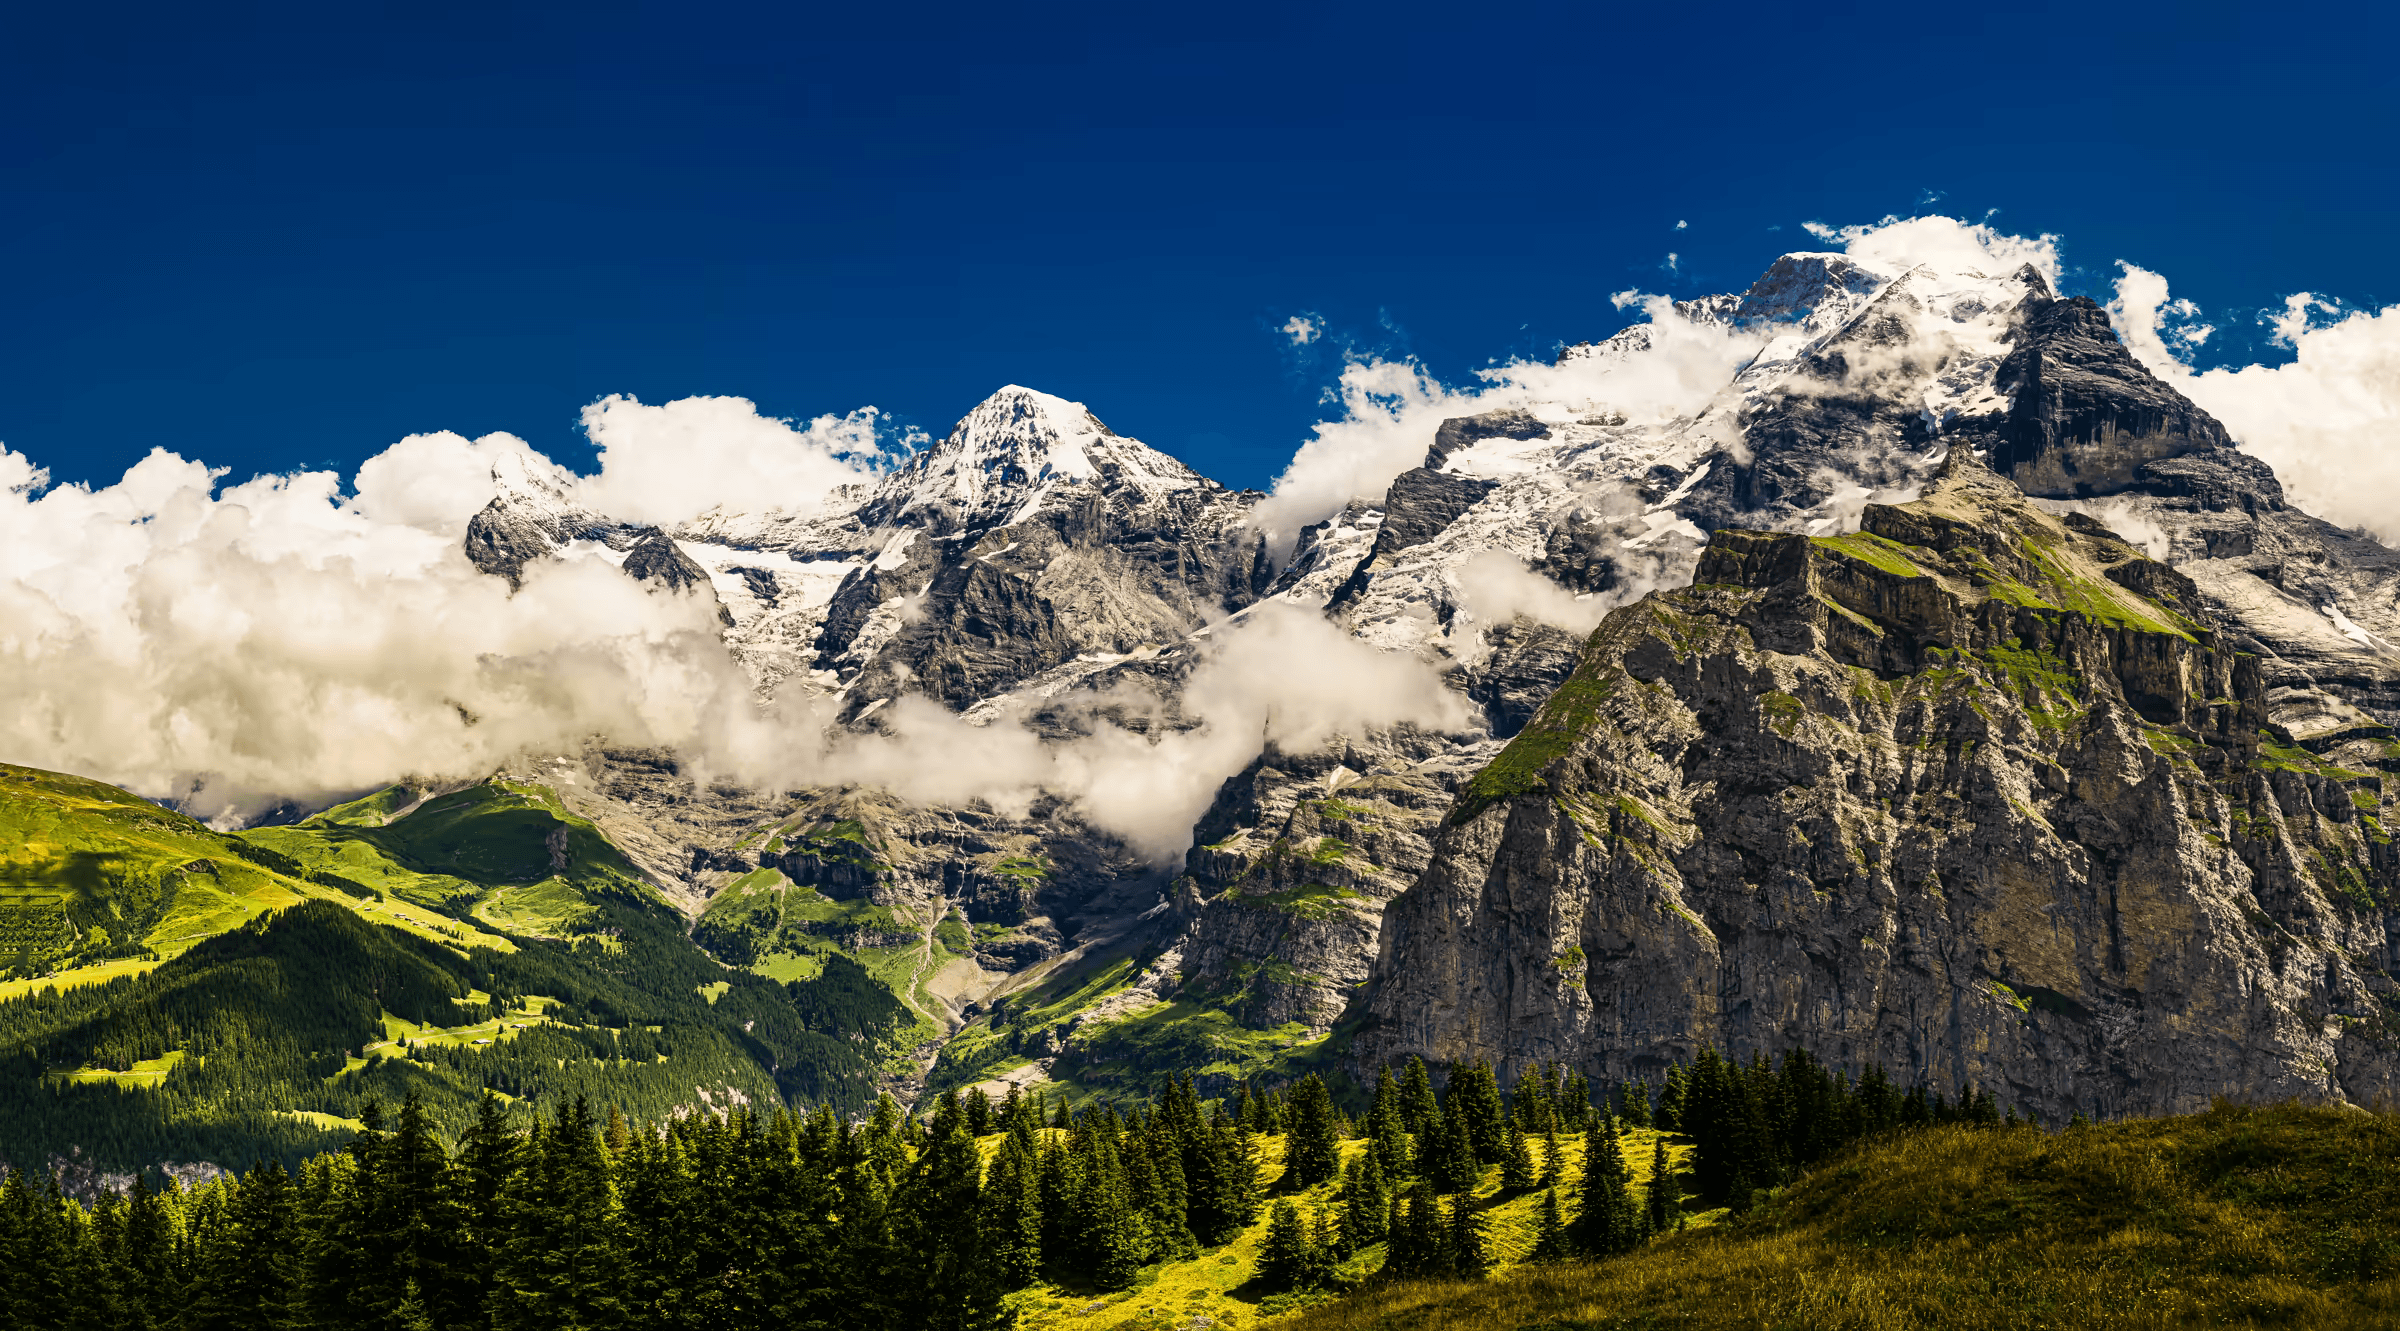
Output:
top-left (1354, 453), bottom-right (2400, 1119)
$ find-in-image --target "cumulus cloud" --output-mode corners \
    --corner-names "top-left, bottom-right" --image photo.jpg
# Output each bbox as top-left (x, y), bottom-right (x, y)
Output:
top-left (1281, 315), bottom-right (1322, 346)
top-left (2111, 265), bottom-right (2400, 544)
top-left (575, 395), bottom-right (902, 525)
top-left (1804, 214), bottom-right (2063, 289)
top-left (0, 446), bottom-right (756, 823)
top-left (1250, 293), bottom-right (1765, 554)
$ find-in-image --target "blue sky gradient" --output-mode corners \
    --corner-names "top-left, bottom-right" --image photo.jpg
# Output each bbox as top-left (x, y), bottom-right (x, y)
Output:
top-left (3, 0), bottom-right (2392, 492)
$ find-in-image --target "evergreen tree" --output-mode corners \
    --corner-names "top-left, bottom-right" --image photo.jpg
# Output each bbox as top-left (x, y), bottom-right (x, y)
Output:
top-left (1655, 1062), bottom-right (1689, 1133)
top-left (451, 1089), bottom-right (519, 1313)
top-left (1527, 1187), bottom-right (1573, 1262)
top-left (1509, 1064), bottom-right (1554, 1131)
top-left (489, 1097), bottom-right (627, 1331)
top-left (1571, 1115), bottom-right (1641, 1256)
top-left (1383, 1182), bottom-right (1447, 1279)
top-left (1538, 1122), bottom-right (1564, 1191)
top-left (1499, 1118), bottom-right (1536, 1192)
top-left (187, 1160), bottom-right (301, 1331)
top-left (1646, 1135), bottom-right (1680, 1234)
top-left (1453, 1062), bottom-right (1507, 1164)
top-left (1305, 1206), bottom-right (1341, 1287)
top-left (1367, 1066), bottom-right (1412, 1180)
top-left (1428, 1093), bottom-right (1480, 1195)
top-left (897, 1118), bottom-right (1008, 1331)
top-left (1258, 1200), bottom-right (1315, 1292)
top-left (1397, 1058), bottom-right (1440, 1138)
top-left (1337, 1154), bottom-right (1389, 1256)
top-left (1284, 1074), bottom-right (1343, 1190)
top-left (1559, 1071), bottom-right (1592, 1131)
top-left (1447, 1196), bottom-right (1490, 1278)
top-left (1616, 1077), bottom-right (1653, 1128)
top-left (964, 1088), bottom-right (994, 1137)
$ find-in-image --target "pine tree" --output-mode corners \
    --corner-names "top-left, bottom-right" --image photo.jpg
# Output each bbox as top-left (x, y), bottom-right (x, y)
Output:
top-left (1454, 1062), bottom-right (1507, 1164)
top-left (1572, 1115), bottom-right (1641, 1256)
top-left (1447, 1196), bottom-right (1490, 1278)
top-left (1499, 1118), bottom-right (1536, 1191)
top-left (1258, 1200), bottom-right (1314, 1292)
top-left (452, 1089), bottom-right (518, 1313)
top-left (1509, 1064), bottom-right (1554, 1131)
top-left (1338, 1153), bottom-right (1389, 1256)
top-left (188, 1159), bottom-right (302, 1331)
top-left (1646, 1135), bottom-right (1680, 1234)
top-left (1398, 1057), bottom-right (1440, 1138)
top-left (1616, 1077), bottom-right (1653, 1128)
top-left (1284, 1073), bottom-right (1343, 1190)
top-left (897, 1118), bottom-right (1008, 1331)
top-left (1538, 1122), bottom-right (1564, 1190)
top-left (1384, 1182), bottom-right (1446, 1279)
top-left (1527, 1187), bottom-right (1573, 1262)
top-left (1368, 1066), bottom-right (1412, 1180)
top-left (489, 1097), bottom-right (627, 1331)
top-left (1428, 1093), bottom-right (1480, 1195)
top-left (965, 1087), bottom-right (994, 1137)
top-left (1560, 1070), bottom-right (1592, 1131)
top-left (1656, 1062), bottom-right (1689, 1133)
top-left (1305, 1205), bottom-right (1341, 1287)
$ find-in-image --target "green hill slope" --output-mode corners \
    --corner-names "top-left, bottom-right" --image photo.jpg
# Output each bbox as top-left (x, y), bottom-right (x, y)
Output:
top-left (1286, 1102), bottom-right (2400, 1331)
top-left (0, 763), bottom-right (917, 1171)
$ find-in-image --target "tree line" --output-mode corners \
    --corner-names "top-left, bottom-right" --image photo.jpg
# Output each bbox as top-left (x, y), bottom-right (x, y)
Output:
top-left (0, 1043), bottom-right (2023, 1330)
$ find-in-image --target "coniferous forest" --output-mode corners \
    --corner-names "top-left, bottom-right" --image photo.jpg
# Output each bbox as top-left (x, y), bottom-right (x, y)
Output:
top-left (0, 1043), bottom-right (2031, 1331)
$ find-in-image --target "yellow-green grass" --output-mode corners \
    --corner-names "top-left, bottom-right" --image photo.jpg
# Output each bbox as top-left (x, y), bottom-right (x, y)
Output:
top-left (0, 955), bottom-right (163, 1001)
top-left (0, 762), bottom-right (513, 992)
top-left (1283, 1102), bottom-right (2400, 1331)
top-left (471, 874), bottom-right (601, 937)
top-left (749, 950), bottom-right (826, 983)
top-left (52, 1049), bottom-right (187, 1089)
top-left (280, 1109), bottom-right (367, 1132)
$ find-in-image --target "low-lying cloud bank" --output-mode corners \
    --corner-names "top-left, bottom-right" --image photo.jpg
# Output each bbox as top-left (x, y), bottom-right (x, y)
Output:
top-left (0, 426), bottom-right (1468, 858)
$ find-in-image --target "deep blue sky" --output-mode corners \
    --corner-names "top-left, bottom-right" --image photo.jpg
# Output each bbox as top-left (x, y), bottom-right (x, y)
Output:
top-left (3, 0), bottom-right (2392, 494)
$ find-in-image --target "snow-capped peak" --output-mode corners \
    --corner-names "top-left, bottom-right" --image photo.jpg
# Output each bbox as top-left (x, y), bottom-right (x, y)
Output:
top-left (866, 384), bottom-right (1207, 532)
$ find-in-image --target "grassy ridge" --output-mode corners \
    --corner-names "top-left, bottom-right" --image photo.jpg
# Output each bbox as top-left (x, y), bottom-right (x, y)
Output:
top-left (0, 763), bottom-right (923, 1168)
top-left (1283, 1102), bottom-right (2400, 1331)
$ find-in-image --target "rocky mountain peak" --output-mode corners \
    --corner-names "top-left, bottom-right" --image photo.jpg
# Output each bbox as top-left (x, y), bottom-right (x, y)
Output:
top-left (859, 385), bottom-right (1208, 537)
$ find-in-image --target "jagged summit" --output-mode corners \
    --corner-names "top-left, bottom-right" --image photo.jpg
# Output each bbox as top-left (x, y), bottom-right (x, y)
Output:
top-left (858, 384), bottom-right (1209, 536)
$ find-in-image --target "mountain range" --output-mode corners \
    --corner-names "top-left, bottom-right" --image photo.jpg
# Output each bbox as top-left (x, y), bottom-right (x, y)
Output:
top-left (5, 238), bottom-right (2398, 1170)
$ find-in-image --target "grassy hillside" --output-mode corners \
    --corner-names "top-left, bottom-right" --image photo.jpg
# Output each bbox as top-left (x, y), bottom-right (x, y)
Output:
top-left (1281, 1102), bottom-right (2400, 1331)
top-left (0, 763), bottom-right (920, 1170)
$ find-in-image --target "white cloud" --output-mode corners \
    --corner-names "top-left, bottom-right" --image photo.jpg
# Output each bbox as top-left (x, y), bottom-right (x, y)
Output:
top-left (1249, 294), bottom-right (1763, 555)
top-left (1281, 315), bottom-right (1322, 346)
top-left (1803, 214), bottom-right (2062, 291)
top-left (2111, 265), bottom-right (2400, 544)
top-left (1452, 551), bottom-right (1608, 636)
top-left (350, 430), bottom-right (549, 538)
top-left (574, 395), bottom-right (899, 526)
top-left (1675, 219), bottom-right (1688, 231)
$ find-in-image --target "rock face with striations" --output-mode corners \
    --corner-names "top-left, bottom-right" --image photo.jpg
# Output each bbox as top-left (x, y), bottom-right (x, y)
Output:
top-left (1354, 451), bottom-right (2400, 1120)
